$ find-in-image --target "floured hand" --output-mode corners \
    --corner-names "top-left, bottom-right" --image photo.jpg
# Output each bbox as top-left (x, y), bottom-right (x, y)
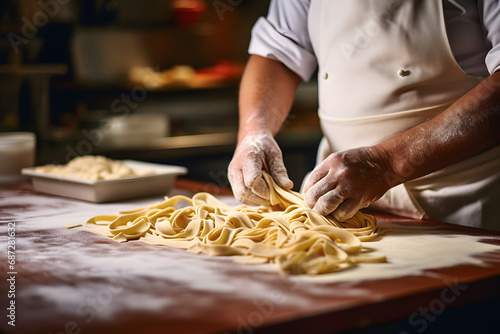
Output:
top-left (228, 132), bottom-right (293, 206)
top-left (302, 146), bottom-right (392, 221)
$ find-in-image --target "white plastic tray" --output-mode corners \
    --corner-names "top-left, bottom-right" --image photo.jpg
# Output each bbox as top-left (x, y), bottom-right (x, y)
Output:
top-left (22, 160), bottom-right (188, 203)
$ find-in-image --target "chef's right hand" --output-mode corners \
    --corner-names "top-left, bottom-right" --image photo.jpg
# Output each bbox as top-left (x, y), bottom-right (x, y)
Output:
top-left (228, 132), bottom-right (293, 206)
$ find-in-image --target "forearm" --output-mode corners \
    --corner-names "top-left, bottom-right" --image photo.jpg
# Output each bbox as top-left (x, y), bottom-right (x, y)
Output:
top-left (238, 55), bottom-right (302, 142)
top-left (377, 71), bottom-right (500, 186)
top-left (229, 55), bottom-right (300, 203)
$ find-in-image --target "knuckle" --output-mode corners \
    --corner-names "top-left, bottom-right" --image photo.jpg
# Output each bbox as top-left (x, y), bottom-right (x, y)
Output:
top-left (234, 191), bottom-right (246, 203)
top-left (313, 200), bottom-right (328, 215)
top-left (304, 197), bottom-right (316, 210)
top-left (304, 189), bottom-right (319, 208)
top-left (333, 210), bottom-right (347, 221)
top-left (246, 172), bottom-right (262, 188)
top-left (325, 189), bottom-right (344, 202)
top-left (334, 167), bottom-right (349, 179)
top-left (270, 161), bottom-right (286, 174)
top-left (227, 167), bottom-right (238, 181)
top-left (315, 197), bottom-right (334, 215)
top-left (314, 189), bottom-right (347, 215)
top-left (335, 200), bottom-right (360, 221)
top-left (304, 174), bottom-right (319, 190)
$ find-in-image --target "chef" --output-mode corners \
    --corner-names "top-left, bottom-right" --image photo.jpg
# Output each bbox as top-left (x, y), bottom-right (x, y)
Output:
top-left (228, 0), bottom-right (500, 231)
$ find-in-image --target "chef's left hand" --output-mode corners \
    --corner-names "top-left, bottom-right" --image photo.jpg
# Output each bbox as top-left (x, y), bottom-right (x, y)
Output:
top-left (302, 146), bottom-right (392, 221)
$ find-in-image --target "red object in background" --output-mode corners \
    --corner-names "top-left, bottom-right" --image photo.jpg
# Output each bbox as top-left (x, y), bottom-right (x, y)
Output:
top-left (196, 60), bottom-right (244, 81)
top-left (171, 0), bottom-right (207, 27)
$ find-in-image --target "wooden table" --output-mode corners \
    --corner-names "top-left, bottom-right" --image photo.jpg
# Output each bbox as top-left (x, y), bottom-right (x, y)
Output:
top-left (1, 180), bottom-right (499, 334)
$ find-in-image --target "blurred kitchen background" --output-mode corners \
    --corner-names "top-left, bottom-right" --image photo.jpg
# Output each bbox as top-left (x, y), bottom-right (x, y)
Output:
top-left (0, 0), bottom-right (321, 189)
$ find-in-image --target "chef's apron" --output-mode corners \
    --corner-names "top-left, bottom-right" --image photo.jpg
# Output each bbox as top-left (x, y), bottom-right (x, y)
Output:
top-left (307, 0), bottom-right (500, 230)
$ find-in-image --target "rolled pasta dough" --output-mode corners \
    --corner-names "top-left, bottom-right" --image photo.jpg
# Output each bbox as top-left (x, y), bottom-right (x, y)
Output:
top-left (86, 172), bottom-right (385, 275)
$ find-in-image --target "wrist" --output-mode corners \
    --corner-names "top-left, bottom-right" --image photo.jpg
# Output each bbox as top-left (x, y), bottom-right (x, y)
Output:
top-left (237, 127), bottom-right (274, 145)
top-left (371, 143), bottom-right (406, 188)
top-left (238, 106), bottom-right (289, 143)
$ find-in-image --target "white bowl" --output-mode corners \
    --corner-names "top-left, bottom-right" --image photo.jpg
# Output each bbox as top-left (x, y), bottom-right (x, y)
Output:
top-left (0, 132), bottom-right (35, 184)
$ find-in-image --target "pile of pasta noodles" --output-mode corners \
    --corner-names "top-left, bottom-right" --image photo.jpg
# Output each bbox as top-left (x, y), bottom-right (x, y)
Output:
top-left (85, 172), bottom-right (386, 275)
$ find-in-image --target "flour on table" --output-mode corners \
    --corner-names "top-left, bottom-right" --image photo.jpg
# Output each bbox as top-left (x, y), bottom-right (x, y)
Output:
top-left (301, 223), bottom-right (500, 283)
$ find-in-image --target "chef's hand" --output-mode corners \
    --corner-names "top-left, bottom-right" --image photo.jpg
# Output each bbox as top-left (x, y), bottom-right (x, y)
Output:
top-left (302, 146), bottom-right (391, 221)
top-left (228, 132), bottom-right (293, 206)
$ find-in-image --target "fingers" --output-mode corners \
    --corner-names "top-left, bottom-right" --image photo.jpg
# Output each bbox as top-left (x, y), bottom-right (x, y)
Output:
top-left (303, 167), bottom-right (360, 221)
top-left (228, 168), bottom-right (269, 206)
top-left (331, 198), bottom-right (360, 221)
top-left (306, 186), bottom-right (360, 221)
top-left (229, 133), bottom-right (293, 204)
top-left (305, 182), bottom-right (342, 215)
top-left (241, 151), bottom-right (270, 200)
top-left (229, 147), bottom-right (271, 205)
top-left (302, 163), bottom-right (329, 195)
top-left (303, 163), bottom-right (335, 209)
top-left (242, 165), bottom-right (270, 200)
top-left (268, 154), bottom-right (293, 190)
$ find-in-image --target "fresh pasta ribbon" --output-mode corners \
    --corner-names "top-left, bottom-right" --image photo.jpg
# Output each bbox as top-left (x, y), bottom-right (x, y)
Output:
top-left (85, 172), bottom-right (386, 275)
